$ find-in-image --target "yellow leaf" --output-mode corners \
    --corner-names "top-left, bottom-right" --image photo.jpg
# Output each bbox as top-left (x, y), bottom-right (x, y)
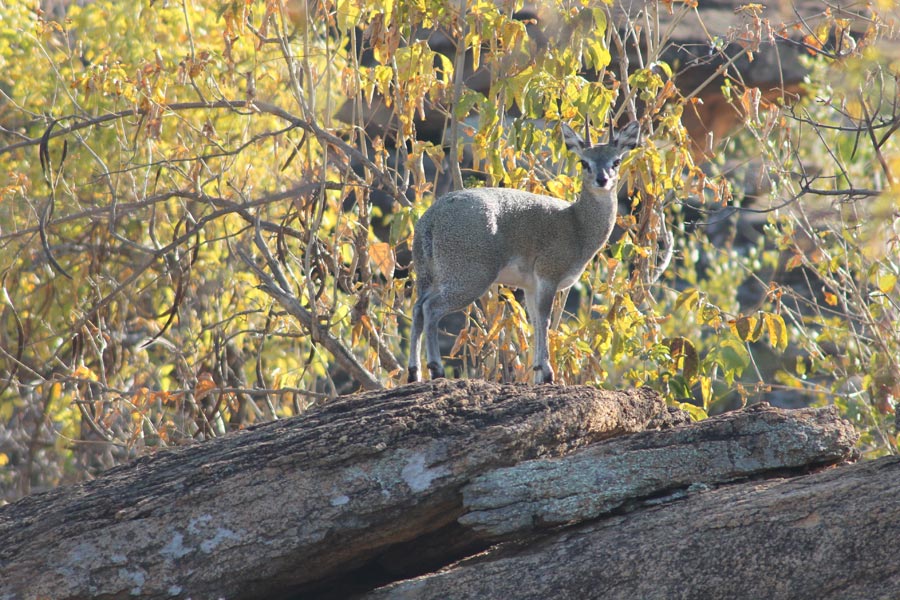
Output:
top-left (878, 273), bottom-right (897, 294)
top-left (729, 314), bottom-right (759, 342)
top-left (72, 365), bottom-right (97, 381)
top-left (674, 287), bottom-right (701, 312)
top-left (546, 176), bottom-right (574, 198)
top-left (677, 401), bottom-right (708, 421)
top-left (699, 303), bottom-right (721, 327)
top-left (0, 453), bottom-right (9, 466)
top-left (824, 292), bottom-right (839, 306)
top-left (373, 64), bottom-right (394, 99)
top-left (700, 376), bottom-right (712, 409)
top-left (763, 313), bottom-right (789, 350)
top-left (50, 382), bottom-right (63, 403)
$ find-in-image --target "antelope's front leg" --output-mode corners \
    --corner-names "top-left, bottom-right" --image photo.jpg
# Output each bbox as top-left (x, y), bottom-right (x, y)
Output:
top-left (527, 284), bottom-right (556, 384)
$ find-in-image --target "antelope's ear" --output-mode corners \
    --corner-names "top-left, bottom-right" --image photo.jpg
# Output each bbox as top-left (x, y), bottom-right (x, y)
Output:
top-left (561, 123), bottom-right (586, 154)
top-left (613, 121), bottom-right (641, 152)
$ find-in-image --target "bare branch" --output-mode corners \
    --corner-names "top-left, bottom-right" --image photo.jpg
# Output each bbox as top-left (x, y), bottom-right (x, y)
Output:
top-left (234, 226), bottom-right (383, 392)
top-left (0, 99), bottom-right (410, 207)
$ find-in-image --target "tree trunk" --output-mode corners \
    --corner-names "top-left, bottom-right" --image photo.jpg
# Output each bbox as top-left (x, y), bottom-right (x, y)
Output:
top-left (0, 381), bottom-right (868, 600)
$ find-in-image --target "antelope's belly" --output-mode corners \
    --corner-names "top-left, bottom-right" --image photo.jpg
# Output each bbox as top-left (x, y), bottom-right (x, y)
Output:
top-left (496, 257), bottom-right (535, 290)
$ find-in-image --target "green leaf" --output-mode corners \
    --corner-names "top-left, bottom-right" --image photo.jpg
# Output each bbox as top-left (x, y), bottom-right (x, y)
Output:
top-left (708, 338), bottom-right (751, 383)
top-left (455, 89), bottom-right (484, 119)
top-left (667, 375), bottom-right (692, 400)
top-left (608, 237), bottom-right (635, 261)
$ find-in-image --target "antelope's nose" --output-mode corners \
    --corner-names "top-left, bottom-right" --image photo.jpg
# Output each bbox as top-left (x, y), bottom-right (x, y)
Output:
top-left (595, 170), bottom-right (615, 189)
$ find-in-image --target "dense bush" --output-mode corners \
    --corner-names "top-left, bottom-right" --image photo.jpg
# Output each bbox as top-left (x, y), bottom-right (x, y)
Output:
top-left (0, 0), bottom-right (896, 502)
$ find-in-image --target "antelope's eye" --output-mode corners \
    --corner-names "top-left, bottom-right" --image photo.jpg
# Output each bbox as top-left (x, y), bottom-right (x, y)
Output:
top-left (579, 159), bottom-right (589, 169)
top-left (612, 159), bottom-right (621, 168)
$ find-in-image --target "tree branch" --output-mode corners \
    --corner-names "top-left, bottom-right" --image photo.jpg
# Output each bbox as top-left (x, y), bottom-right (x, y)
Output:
top-left (234, 225), bottom-right (383, 391)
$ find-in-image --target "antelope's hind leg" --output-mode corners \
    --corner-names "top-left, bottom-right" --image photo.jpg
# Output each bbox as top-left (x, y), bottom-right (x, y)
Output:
top-left (421, 274), bottom-right (497, 380)
top-left (407, 298), bottom-right (426, 383)
top-left (525, 283), bottom-right (557, 384)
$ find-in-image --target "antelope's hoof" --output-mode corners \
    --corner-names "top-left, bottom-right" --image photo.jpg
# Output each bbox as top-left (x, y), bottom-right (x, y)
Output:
top-left (533, 366), bottom-right (554, 384)
top-left (407, 366), bottom-right (419, 383)
top-left (427, 362), bottom-right (445, 380)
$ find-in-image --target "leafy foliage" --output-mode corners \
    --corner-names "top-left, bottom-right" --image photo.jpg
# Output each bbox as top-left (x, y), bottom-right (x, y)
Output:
top-left (0, 0), bottom-right (897, 501)
top-left (737, 17), bottom-right (900, 456)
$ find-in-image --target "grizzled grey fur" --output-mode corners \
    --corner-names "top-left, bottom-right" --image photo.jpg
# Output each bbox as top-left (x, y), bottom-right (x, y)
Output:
top-left (408, 121), bottom-right (641, 384)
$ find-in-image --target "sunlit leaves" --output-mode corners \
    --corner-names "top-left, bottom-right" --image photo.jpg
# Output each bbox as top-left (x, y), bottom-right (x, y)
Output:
top-left (664, 336), bottom-right (699, 382)
top-left (876, 271), bottom-right (898, 295)
top-left (369, 241), bottom-right (395, 281)
top-left (731, 5), bottom-right (900, 455)
top-left (395, 42), bottom-right (448, 120)
top-left (675, 287), bottom-right (701, 312)
top-left (0, 0), bottom-right (345, 495)
top-left (727, 312), bottom-right (787, 351)
top-left (583, 9), bottom-right (610, 71)
top-left (8, 0), bottom-right (894, 497)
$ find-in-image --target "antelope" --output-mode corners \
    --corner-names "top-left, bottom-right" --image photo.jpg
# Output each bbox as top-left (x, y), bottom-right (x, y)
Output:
top-left (407, 121), bottom-right (641, 384)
